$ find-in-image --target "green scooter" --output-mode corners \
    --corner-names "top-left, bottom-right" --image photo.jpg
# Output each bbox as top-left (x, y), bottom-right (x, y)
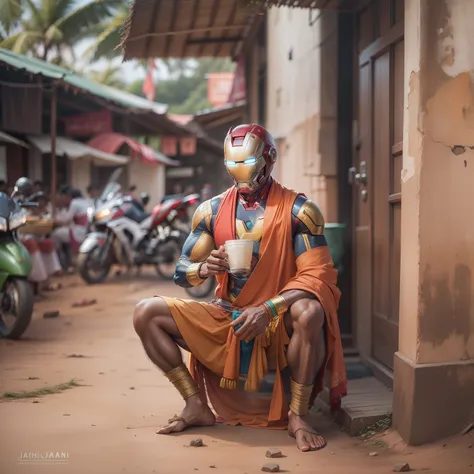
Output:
top-left (0, 179), bottom-right (37, 339)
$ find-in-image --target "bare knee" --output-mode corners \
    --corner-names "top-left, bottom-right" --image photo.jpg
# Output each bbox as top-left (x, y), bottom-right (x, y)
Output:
top-left (290, 298), bottom-right (325, 334)
top-left (133, 297), bottom-right (167, 337)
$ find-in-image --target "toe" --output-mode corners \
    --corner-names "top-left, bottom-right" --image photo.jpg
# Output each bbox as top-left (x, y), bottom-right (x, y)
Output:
top-left (156, 421), bottom-right (186, 434)
top-left (296, 433), bottom-right (311, 452)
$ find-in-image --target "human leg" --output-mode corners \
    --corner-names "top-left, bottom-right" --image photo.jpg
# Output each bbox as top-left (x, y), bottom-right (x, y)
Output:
top-left (133, 297), bottom-right (216, 434)
top-left (284, 298), bottom-right (327, 452)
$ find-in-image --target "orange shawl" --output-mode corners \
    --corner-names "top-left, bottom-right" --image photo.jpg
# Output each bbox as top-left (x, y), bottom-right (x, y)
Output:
top-left (190, 181), bottom-right (347, 425)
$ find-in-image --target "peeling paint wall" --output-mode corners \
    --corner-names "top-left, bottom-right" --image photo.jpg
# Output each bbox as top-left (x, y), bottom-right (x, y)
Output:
top-left (265, 8), bottom-right (338, 221)
top-left (401, 0), bottom-right (474, 364)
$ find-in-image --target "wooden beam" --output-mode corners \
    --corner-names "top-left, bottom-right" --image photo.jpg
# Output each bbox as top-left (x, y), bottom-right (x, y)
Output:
top-left (50, 86), bottom-right (57, 212)
top-left (232, 13), bottom-right (263, 60)
top-left (197, 0), bottom-right (220, 57)
top-left (164, 0), bottom-right (180, 57)
top-left (187, 36), bottom-right (241, 45)
top-left (216, 0), bottom-right (239, 57)
top-left (144, 0), bottom-right (161, 58)
top-left (182, 0), bottom-right (200, 58)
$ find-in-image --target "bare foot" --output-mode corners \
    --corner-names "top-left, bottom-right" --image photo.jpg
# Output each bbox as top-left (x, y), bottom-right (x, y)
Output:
top-left (288, 411), bottom-right (326, 452)
top-left (157, 396), bottom-right (216, 435)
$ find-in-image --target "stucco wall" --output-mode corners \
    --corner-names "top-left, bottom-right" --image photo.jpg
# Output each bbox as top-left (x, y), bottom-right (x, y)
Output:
top-left (128, 160), bottom-right (165, 208)
top-left (400, 0), bottom-right (474, 365)
top-left (266, 7), bottom-right (338, 221)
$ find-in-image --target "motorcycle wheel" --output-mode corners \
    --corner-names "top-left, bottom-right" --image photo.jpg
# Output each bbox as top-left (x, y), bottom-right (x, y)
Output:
top-left (184, 277), bottom-right (216, 300)
top-left (0, 278), bottom-right (34, 340)
top-left (77, 246), bottom-right (112, 284)
top-left (155, 238), bottom-right (181, 280)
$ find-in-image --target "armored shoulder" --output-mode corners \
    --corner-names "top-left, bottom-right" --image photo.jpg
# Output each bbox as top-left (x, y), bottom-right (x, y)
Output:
top-left (191, 195), bottom-right (222, 232)
top-left (291, 195), bottom-right (325, 235)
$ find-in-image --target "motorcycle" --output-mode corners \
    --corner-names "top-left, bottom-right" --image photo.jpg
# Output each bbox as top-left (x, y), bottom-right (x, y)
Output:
top-left (0, 180), bottom-right (38, 339)
top-left (78, 171), bottom-right (197, 284)
top-left (184, 276), bottom-right (217, 299)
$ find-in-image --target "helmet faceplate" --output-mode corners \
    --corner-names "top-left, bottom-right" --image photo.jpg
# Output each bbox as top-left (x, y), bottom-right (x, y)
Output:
top-left (224, 124), bottom-right (277, 195)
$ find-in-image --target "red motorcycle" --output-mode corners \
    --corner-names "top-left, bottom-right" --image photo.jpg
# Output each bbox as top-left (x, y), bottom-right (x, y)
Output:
top-left (78, 179), bottom-right (199, 284)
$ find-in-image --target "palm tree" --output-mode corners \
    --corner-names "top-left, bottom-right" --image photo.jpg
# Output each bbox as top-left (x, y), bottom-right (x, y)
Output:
top-left (0, 0), bottom-right (120, 63)
top-left (86, 3), bottom-right (128, 61)
top-left (88, 63), bottom-right (126, 89)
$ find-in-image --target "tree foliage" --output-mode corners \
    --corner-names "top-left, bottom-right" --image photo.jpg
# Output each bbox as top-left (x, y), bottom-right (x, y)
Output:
top-left (0, 0), bottom-right (120, 63)
top-left (128, 58), bottom-right (235, 114)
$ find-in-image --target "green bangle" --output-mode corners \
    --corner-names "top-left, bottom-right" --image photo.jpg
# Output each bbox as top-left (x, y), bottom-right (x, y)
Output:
top-left (264, 300), bottom-right (278, 318)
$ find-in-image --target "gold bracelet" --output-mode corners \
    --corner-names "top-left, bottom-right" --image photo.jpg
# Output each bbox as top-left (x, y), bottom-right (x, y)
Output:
top-left (164, 365), bottom-right (200, 400)
top-left (185, 262), bottom-right (206, 286)
top-left (289, 379), bottom-right (313, 416)
top-left (267, 295), bottom-right (289, 317)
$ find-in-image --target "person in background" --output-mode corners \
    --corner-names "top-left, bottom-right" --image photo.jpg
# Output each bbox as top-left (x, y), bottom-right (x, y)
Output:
top-left (0, 180), bottom-right (7, 194)
top-left (15, 180), bottom-right (62, 292)
top-left (52, 188), bottom-right (89, 272)
top-left (86, 184), bottom-right (100, 210)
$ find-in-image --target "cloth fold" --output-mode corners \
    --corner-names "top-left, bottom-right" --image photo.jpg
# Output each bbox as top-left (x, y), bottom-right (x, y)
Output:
top-left (168, 180), bottom-right (346, 428)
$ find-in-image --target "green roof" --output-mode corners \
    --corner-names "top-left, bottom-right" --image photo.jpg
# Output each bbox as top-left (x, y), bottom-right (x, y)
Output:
top-left (0, 48), bottom-right (167, 114)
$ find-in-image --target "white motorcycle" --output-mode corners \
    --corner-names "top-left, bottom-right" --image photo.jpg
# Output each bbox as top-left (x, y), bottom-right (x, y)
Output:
top-left (78, 172), bottom-right (191, 284)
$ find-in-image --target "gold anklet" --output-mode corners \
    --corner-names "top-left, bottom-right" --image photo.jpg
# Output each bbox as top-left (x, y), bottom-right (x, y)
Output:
top-left (289, 379), bottom-right (313, 416)
top-left (165, 365), bottom-right (200, 400)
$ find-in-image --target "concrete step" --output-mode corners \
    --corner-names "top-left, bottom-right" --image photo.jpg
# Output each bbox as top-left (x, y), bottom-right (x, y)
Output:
top-left (315, 376), bottom-right (393, 436)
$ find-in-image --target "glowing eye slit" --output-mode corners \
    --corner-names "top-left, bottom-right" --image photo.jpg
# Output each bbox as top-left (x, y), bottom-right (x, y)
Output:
top-left (244, 158), bottom-right (257, 165)
top-left (226, 160), bottom-right (237, 167)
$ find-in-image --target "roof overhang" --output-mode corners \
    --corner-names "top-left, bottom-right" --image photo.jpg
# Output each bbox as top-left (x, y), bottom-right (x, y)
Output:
top-left (193, 100), bottom-right (246, 129)
top-left (238, 0), bottom-right (358, 10)
top-left (0, 130), bottom-right (29, 148)
top-left (28, 135), bottom-right (129, 166)
top-left (122, 0), bottom-right (262, 60)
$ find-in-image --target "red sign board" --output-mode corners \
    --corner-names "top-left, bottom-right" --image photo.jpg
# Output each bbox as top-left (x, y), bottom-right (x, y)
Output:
top-left (207, 72), bottom-right (234, 107)
top-left (64, 109), bottom-right (112, 137)
top-left (180, 136), bottom-right (197, 156)
top-left (161, 136), bottom-right (178, 156)
top-left (227, 55), bottom-right (246, 103)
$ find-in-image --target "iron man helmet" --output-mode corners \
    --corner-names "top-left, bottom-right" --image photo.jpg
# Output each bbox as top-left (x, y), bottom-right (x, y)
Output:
top-left (223, 124), bottom-right (277, 194)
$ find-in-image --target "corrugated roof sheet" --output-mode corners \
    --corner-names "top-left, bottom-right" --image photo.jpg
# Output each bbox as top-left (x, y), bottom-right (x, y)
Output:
top-left (0, 48), bottom-right (167, 114)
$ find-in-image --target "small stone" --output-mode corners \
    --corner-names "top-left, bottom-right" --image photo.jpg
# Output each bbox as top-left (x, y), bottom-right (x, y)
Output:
top-left (91, 424), bottom-right (96, 427)
top-left (129, 386), bottom-right (135, 390)
top-left (43, 311), bottom-right (60, 318)
top-left (265, 448), bottom-right (283, 458)
top-left (393, 463), bottom-right (411, 472)
top-left (468, 444), bottom-right (472, 449)
top-left (262, 464), bottom-right (280, 473)
top-left (32, 400), bottom-right (39, 404)
top-left (190, 438), bottom-right (204, 447)
top-left (63, 413), bottom-right (70, 416)
top-left (209, 465), bottom-right (216, 469)
top-left (369, 452), bottom-right (378, 457)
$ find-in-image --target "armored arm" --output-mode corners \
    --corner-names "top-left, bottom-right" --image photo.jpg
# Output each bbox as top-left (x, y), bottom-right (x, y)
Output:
top-left (173, 199), bottom-right (217, 288)
top-left (292, 195), bottom-right (328, 258)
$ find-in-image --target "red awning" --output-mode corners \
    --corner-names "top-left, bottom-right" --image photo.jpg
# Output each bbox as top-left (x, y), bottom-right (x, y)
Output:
top-left (87, 133), bottom-right (180, 166)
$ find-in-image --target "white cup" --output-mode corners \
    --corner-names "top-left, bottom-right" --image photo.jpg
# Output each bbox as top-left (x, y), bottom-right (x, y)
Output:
top-left (225, 239), bottom-right (254, 278)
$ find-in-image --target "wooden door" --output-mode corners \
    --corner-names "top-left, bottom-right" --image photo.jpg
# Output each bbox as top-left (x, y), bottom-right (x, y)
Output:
top-left (352, 0), bottom-right (404, 372)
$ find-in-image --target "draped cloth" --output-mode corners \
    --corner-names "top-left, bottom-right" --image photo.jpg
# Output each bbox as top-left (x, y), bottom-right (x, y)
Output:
top-left (162, 180), bottom-right (346, 429)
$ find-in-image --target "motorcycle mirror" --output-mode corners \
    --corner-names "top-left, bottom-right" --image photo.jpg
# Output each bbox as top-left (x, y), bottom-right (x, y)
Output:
top-left (11, 186), bottom-right (18, 198)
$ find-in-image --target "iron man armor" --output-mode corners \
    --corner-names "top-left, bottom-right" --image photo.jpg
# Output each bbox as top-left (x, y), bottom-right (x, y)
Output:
top-left (174, 123), bottom-right (328, 299)
top-left (174, 187), bottom-right (327, 301)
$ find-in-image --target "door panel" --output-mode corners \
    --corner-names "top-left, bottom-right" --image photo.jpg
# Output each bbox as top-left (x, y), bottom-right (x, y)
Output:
top-left (352, 0), bottom-right (404, 372)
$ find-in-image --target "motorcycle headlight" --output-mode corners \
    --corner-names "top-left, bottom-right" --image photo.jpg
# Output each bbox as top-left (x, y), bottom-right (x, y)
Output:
top-left (0, 216), bottom-right (7, 232)
top-left (9, 210), bottom-right (27, 230)
top-left (94, 208), bottom-right (111, 221)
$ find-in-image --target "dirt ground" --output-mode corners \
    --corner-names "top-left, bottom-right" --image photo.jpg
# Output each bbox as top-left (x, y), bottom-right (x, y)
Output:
top-left (0, 273), bottom-right (472, 474)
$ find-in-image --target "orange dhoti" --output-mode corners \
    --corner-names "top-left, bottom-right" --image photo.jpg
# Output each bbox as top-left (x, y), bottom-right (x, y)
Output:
top-left (163, 181), bottom-right (347, 429)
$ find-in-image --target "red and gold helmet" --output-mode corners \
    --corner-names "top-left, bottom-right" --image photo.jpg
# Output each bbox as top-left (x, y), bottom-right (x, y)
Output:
top-left (223, 124), bottom-right (277, 195)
